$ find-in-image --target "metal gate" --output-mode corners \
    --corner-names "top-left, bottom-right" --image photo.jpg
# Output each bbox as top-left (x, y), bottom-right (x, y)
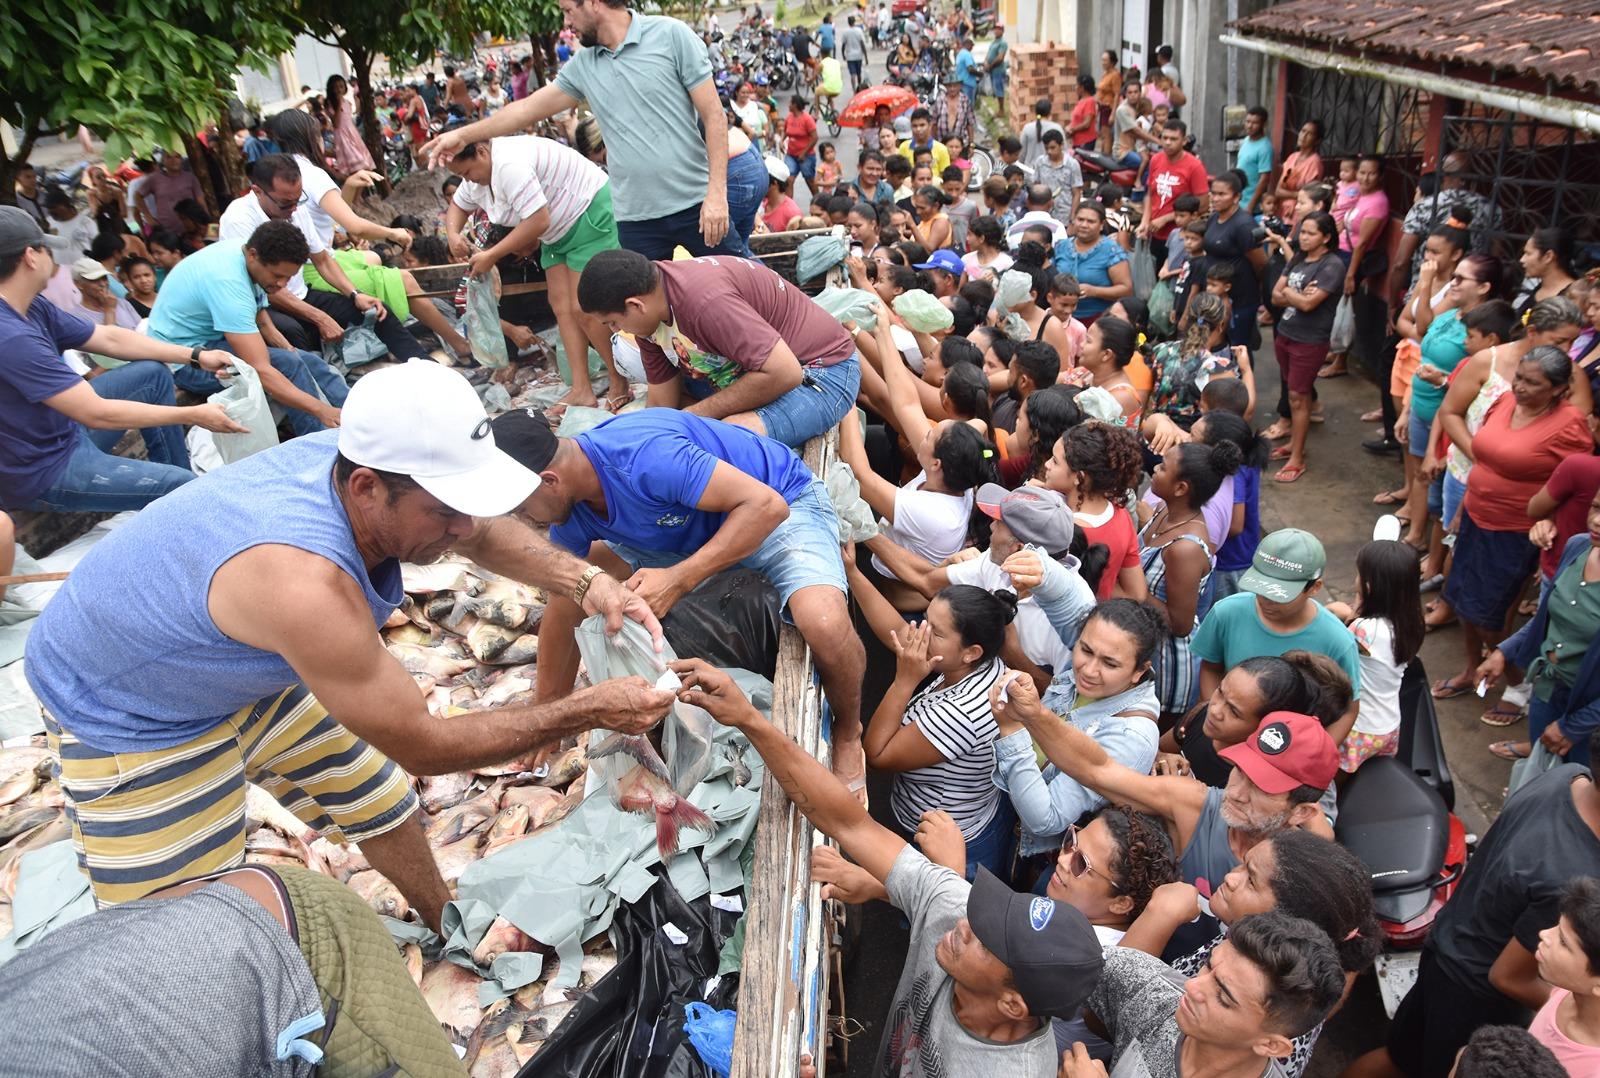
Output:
top-left (1280, 65), bottom-right (1431, 204)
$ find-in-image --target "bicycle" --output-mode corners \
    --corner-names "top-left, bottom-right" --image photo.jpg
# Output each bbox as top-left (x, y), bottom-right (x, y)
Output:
top-left (813, 93), bottom-right (842, 138)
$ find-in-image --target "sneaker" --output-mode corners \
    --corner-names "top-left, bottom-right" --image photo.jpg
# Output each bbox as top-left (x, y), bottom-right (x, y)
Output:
top-left (1362, 436), bottom-right (1401, 456)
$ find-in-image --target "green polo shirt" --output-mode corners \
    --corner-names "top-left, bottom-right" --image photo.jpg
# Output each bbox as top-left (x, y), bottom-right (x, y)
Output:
top-left (1532, 553), bottom-right (1600, 698)
top-left (555, 13), bottom-right (713, 222)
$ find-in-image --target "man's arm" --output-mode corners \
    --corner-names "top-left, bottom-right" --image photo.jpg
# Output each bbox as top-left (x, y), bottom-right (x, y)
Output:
top-left (223, 329), bottom-right (340, 426)
top-left (689, 80), bottom-right (731, 246)
top-left (1487, 938), bottom-right (1550, 1011)
top-left (257, 310), bottom-right (294, 351)
top-left (308, 250), bottom-right (386, 321)
top-left (210, 547), bottom-right (673, 775)
top-left (625, 460), bottom-right (791, 614)
top-left (672, 659), bottom-right (907, 882)
top-left (685, 339), bottom-right (805, 420)
top-left (82, 325), bottom-right (232, 370)
top-left (452, 514), bottom-right (664, 645)
top-left (422, 82), bottom-right (582, 165)
top-left (266, 284), bottom-right (343, 341)
top-left (43, 379), bottom-right (243, 434)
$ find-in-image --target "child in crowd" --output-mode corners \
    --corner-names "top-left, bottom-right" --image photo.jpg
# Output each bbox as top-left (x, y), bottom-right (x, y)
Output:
top-left (941, 166), bottom-right (977, 251)
top-left (1041, 421), bottom-right (1148, 600)
top-left (1099, 183), bottom-right (1132, 248)
top-left (1194, 411), bottom-right (1268, 601)
top-left (1200, 261), bottom-right (1235, 335)
top-left (814, 142), bottom-right (841, 191)
top-left (1159, 194), bottom-right (1202, 283)
top-left (944, 135), bottom-right (971, 177)
top-left (1043, 274), bottom-right (1087, 365)
top-left (118, 256), bottom-right (160, 319)
top-left (1170, 219), bottom-right (1208, 326)
top-left (1530, 877), bottom-right (1600, 1075)
top-left (1331, 157), bottom-right (1360, 231)
top-left (1325, 539), bottom-right (1426, 773)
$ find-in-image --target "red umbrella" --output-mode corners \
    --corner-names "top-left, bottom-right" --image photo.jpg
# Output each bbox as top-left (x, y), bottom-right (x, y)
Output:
top-left (837, 85), bottom-right (918, 128)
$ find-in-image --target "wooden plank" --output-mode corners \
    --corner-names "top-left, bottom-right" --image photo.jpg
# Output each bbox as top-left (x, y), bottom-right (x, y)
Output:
top-left (409, 280), bottom-right (549, 302)
top-left (732, 429), bottom-right (837, 1078)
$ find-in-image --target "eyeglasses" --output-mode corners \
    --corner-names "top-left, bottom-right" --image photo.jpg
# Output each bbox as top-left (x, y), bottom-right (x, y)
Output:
top-left (1059, 824), bottom-right (1122, 891)
top-left (1450, 273), bottom-right (1482, 285)
top-left (258, 189), bottom-right (302, 212)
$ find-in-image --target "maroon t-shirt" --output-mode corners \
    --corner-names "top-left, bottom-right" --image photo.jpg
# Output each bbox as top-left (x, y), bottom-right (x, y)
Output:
top-left (639, 256), bottom-right (856, 385)
top-left (1542, 453), bottom-right (1600, 579)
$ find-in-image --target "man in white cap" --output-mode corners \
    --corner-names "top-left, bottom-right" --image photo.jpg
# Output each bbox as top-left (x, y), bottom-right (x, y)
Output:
top-left (67, 256), bottom-right (141, 332)
top-left (24, 361), bottom-right (673, 931)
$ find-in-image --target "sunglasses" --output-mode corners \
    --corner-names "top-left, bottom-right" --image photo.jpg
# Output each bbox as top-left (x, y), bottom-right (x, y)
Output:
top-left (1450, 273), bottom-right (1482, 285)
top-left (1059, 824), bottom-right (1121, 891)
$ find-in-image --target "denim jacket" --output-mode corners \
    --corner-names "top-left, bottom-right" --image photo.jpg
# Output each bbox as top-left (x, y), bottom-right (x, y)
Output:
top-left (1502, 534), bottom-right (1600, 745)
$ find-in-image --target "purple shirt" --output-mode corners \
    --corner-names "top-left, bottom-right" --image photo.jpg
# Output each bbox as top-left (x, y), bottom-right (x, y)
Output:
top-left (1142, 476), bottom-right (1235, 554)
top-left (140, 169), bottom-right (205, 232)
top-left (0, 297), bottom-right (95, 506)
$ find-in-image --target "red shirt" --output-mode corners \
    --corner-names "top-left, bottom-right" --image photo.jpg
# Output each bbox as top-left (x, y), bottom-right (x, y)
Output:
top-left (785, 111), bottom-right (818, 159)
top-left (1465, 397), bottom-right (1594, 532)
top-left (1147, 151), bottom-right (1210, 240)
top-left (1079, 504), bottom-right (1140, 600)
top-left (1541, 453), bottom-right (1600, 579)
top-left (1070, 97), bottom-right (1098, 148)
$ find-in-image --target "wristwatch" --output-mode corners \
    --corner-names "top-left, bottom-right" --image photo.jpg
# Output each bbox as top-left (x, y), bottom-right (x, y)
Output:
top-left (572, 564), bottom-right (607, 607)
top-left (187, 345), bottom-right (202, 368)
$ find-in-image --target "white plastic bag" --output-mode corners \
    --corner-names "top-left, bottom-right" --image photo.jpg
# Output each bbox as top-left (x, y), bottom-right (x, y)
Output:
top-left (1329, 296), bottom-right (1356, 353)
top-left (463, 273), bottom-right (509, 369)
top-left (208, 360), bottom-right (279, 465)
top-left (573, 616), bottom-right (715, 799)
top-left (185, 427), bottom-right (225, 476)
top-left (1130, 238), bottom-right (1157, 301)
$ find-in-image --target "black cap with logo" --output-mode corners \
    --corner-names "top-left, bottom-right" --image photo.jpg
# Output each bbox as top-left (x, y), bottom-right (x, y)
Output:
top-left (967, 868), bottom-right (1105, 1020)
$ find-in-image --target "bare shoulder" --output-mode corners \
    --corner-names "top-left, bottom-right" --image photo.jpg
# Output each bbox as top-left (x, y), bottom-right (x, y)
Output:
top-left (210, 545), bottom-right (368, 647)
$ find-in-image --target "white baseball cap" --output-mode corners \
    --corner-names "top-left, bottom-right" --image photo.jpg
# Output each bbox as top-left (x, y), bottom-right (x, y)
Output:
top-left (338, 361), bottom-right (539, 517)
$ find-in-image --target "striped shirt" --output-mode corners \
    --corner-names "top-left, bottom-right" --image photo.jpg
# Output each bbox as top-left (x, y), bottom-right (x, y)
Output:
top-left (890, 657), bottom-right (1005, 837)
top-left (450, 135), bottom-right (608, 244)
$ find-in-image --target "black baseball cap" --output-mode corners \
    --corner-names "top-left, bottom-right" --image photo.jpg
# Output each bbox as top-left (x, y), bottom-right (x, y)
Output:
top-left (967, 868), bottom-right (1104, 1019)
top-left (490, 408), bottom-right (560, 473)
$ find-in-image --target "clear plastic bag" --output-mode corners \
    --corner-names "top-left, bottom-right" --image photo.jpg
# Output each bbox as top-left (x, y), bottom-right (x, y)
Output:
top-left (1148, 278), bottom-right (1176, 337)
top-left (573, 616), bottom-right (715, 798)
top-left (463, 272), bottom-right (509, 369)
top-left (1130, 238), bottom-right (1157, 300)
top-left (1329, 295), bottom-right (1356, 353)
top-left (208, 360), bottom-right (279, 465)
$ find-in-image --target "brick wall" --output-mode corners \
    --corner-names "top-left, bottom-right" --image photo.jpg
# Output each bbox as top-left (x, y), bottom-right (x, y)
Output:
top-left (1006, 42), bottom-right (1080, 136)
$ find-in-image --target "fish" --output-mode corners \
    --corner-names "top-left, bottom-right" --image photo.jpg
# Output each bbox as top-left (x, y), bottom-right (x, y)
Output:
top-left (387, 643), bottom-right (476, 680)
top-left (464, 580), bottom-right (541, 630)
top-left (0, 806), bottom-right (61, 844)
top-left (534, 746), bottom-right (588, 788)
top-left (491, 634), bottom-right (539, 666)
top-left (348, 869), bottom-right (410, 919)
top-left (0, 748), bottom-right (53, 808)
top-left (423, 592), bottom-right (459, 621)
top-left (245, 827), bottom-right (306, 861)
top-left (245, 784), bottom-right (319, 845)
top-left (419, 771), bottom-right (476, 814)
top-left (425, 786), bottom-right (500, 845)
top-left (434, 834), bottom-right (485, 884)
top-left (401, 942), bottom-right (425, 986)
top-left (471, 915), bottom-right (536, 968)
top-left (498, 785), bottom-right (562, 822)
top-left (590, 734), bottom-right (714, 858)
top-left (388, 623), bottom-right (440, 648)
top-left (308, 837), bottom-right (368, 881)
top-left (402, 561), bottom-right (481, 595)
top-left (467, 621), bottom-right (520, 663)
top-left (724, 744), bottom-right (753, 788)
top-left (485, 803), bottom-right (530, 845)
top-left (421, 960), bottom-right (486, 1037)
top-left (384, 607), bottom-right (411, 630)
top-left (477, 674), bottom-right (533, 708)
top-left (412, 673), bottom-right (439, 698)
top-left (450, 685), bottom-right (480, 709)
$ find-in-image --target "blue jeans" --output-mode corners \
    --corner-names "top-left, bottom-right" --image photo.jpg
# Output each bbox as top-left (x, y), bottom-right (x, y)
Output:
top-left (1529, 681), bottom-right (1590, 767)
top-left (605, 480), bottom-right (847, 614)
top-left (175, 345), bottom-right (350, 438)
top-left (990, 69), bottom-right (1008, 98)
top-left (22, 364), bottom-right (195, 511)
top-left (785, 152), bottom-right (817, 186)
top-left (616, 202), bottom-right (752, 262)
top-left (756, 353), bottom-right (862, 447)
top-left (1407, 408), bottom-right (1431, 458)
top-left (960, 799), bottom-right (1017, 881)
top-left (1441, 472), bottom-right (1467, 530)
top-left (725, 146), bottom-right (768, 259)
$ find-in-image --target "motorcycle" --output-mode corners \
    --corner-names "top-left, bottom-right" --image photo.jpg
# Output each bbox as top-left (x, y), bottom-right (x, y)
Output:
top-left (1335, 658), bottom-right (1469, 1017)
top-left (1074, 146), bottom-right (1140, 193)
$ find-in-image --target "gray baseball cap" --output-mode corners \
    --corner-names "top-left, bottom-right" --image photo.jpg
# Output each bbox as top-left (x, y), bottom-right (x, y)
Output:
top-left (0, 206), bottom-right (47, 258)
top-left (975, 483), bottom-right (1075, 555)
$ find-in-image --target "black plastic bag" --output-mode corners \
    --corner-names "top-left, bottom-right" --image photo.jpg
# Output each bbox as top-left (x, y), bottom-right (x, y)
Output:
top-left (661, 568), bottom-right (782, 680)
top-left (520, 868), bottom-right (742, 1078)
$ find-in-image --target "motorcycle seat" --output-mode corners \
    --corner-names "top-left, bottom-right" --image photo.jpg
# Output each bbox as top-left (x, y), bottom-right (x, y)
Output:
top-left (1334, 756), bottom-right (1449, 894)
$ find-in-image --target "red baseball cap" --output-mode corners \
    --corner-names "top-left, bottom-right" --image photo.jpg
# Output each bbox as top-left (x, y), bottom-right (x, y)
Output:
top-left (1217, 712), bottom-right (1338, 794)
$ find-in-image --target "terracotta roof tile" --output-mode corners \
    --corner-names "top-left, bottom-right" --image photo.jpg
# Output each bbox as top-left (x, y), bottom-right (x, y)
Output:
top-left (1229, 0), bottom-right (1600, 93)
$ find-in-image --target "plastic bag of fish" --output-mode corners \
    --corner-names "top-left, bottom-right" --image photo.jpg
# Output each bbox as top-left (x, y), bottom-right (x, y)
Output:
top-left (573, 616), bottom-right (716, 857)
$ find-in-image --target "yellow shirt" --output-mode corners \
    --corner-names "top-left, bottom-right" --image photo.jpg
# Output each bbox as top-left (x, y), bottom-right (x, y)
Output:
top-left (897, 138), bottom-right (951, 177)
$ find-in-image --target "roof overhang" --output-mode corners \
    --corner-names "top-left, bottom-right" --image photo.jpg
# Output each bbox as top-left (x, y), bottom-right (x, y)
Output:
top-left (1220, 33), bottom-right (1600, 135)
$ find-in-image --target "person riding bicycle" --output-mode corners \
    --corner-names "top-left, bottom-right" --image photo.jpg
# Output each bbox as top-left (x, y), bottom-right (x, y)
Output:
top-left (792, 23), bottom-right (817, 81)
top-left (816, 54), bottom-right (845, 120)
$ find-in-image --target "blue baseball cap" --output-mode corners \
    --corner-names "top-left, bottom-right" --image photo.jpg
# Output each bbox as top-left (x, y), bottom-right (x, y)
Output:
top-left (913, 249), bottom-right (965, 277)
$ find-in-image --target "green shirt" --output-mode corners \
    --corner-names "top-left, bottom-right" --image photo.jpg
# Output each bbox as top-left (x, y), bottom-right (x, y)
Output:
top-left (1191, 592), bottom-right (1363, 699)
top-left (555, 13), bottom-right (713, 222)
top-left (1532, 553), bottom-right (1600, 699)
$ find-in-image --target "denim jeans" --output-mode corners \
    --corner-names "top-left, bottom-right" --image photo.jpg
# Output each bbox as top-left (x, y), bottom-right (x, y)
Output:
top-left (960, 798), bottom-right (1017, 882)
top-left (1529, 681), bottom-right (1590, 767)
top-left (22, 362), bottom-right (195, 511)
top-left (616, 202), bottom-right (752, 262)
top-left (785, 152), bottom-right (818, 187)
top-left (175, 345), bottom-right (350, 438)
top-left (725, 146), bottom-right (769, 259)
top-left (755, 353), bottom-right (862, 447)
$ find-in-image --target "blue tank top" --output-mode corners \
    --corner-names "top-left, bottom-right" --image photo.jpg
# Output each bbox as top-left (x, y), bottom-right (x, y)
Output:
top-left (25, 431), bottom-right (403, 752)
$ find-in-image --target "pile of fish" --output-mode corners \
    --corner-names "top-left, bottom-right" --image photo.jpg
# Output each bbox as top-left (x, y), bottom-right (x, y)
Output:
top-left (0, 554), bottom-right (621, 1077)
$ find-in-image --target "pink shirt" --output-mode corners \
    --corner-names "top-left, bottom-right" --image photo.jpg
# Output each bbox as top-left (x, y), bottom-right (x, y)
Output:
top-left (1530, 988), bottom-right (1600, 1075)
top-left (1340, 189), bottom-right (1389, 253)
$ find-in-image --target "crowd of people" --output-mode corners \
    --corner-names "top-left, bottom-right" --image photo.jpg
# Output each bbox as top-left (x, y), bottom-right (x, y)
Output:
top-left (5, 2), bottom-right (1600, 1076)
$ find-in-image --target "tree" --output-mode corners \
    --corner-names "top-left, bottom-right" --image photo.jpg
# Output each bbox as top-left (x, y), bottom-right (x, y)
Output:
top-left (0, 1), bottom-right (296, 205)
top-left (294, 0), bottom-right (560, 170)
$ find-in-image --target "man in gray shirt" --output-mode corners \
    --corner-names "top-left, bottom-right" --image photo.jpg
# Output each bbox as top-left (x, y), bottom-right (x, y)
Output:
top-left (670, 659), bottom-right (1105, 1078)
top-left (425, 0), bottom-right (737, 261)
top-left (840, 14), bottom-right (869, 92)
top-left (1085, 912), bottom-right (1343, 1078)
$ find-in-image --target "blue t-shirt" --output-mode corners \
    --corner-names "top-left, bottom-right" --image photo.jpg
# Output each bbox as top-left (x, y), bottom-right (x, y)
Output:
top-left (1216, 465), bottom-right (1261, 572)
top-left (817, 22), bottom-right (835, 50)
top-left (1052, 236), bottom-right (1130, 321)
top-left (146, 240), bottom-right (267, 350)
top-left (1235, 136), bottom-right (1273, 209)
top-left (0, 297), bottom-right (96, 507)
top-left (954, 48), bottom-right (978, 89)
top-left (1191, 592), bottom-right (1363, 699)
top-left (550, 411), bottom-right (816, 555)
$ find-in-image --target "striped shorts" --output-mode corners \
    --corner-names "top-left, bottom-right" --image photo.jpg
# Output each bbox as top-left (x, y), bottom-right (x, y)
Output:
top-left (45, 684), bottom-right (417, 907)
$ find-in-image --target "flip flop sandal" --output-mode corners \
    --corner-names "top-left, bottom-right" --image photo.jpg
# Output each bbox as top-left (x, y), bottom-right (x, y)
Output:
top-left (1273, 463), bottom-right (1307, 483)
top-left (1481, 705), bottom-right (1525, 729)
top-left (1261, 422), bottom-right (1291, 441)
top-left (1310, 410), bottom-right (1326, 424)
top-left (1372, 489), bottom-right (1407, 506)
top-left (1269, 445), bottom-right (1293, 460)
top-left (1318, 363), bottom-right (1348, 379)
top-left (1488, 740), bottom-right (1529, 759)
top-left (1431, 675), bottom-right (1475, 699)
top-left (1361, 409), bottom-right (1383, 422)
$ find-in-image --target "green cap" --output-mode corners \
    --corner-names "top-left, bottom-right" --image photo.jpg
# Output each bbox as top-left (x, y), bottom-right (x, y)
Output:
top-left (1238, 528), bottom-right (1326, 602)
